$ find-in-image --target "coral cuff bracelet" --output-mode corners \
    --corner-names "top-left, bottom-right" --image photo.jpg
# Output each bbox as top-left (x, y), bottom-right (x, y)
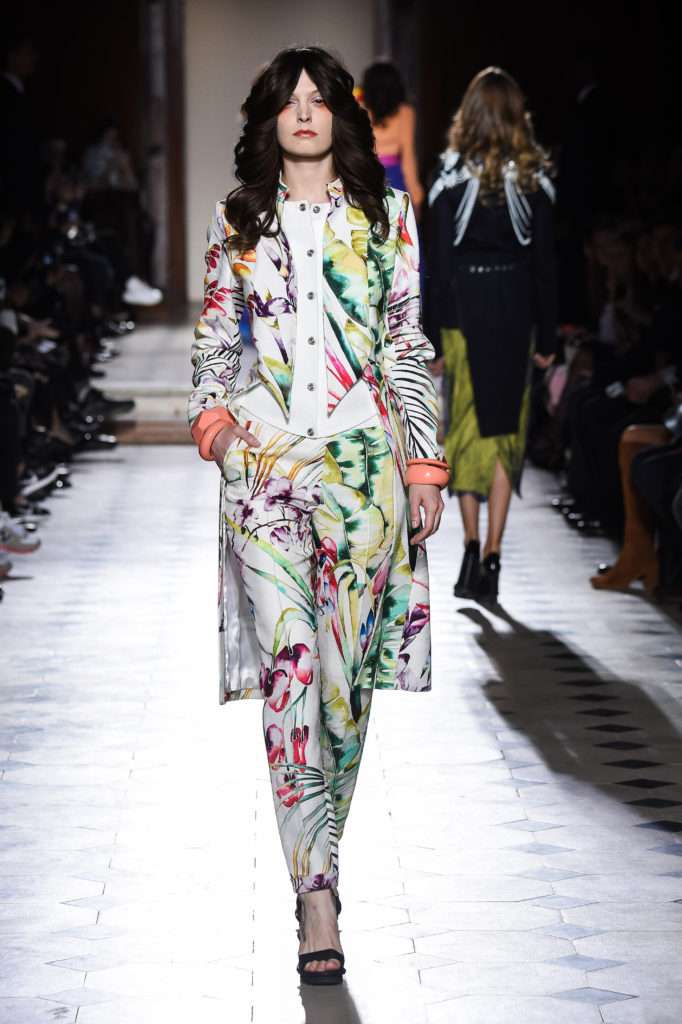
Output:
top-left (404, 458), bottom-right (451, 489)
top-left (192, 407), bottom-right (236, 461)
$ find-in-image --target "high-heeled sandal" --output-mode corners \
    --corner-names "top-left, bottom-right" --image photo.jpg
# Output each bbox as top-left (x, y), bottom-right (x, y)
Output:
top-left (295, 890), bottom-right (345, 986)
top-left (477, 552), bottom-right (501, 604)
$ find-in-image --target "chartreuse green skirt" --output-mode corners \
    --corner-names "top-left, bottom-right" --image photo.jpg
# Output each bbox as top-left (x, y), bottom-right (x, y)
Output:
top-left (442, 328), bottom-right (531, 500)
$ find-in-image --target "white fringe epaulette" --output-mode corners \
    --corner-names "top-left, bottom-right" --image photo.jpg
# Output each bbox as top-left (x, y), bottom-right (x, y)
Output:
top-left (429, 150), bottom-right (555, 247)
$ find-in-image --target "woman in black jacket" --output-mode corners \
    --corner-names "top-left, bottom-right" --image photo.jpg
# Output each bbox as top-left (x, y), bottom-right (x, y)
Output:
top-left (427, 67), bottom-right (557, 601)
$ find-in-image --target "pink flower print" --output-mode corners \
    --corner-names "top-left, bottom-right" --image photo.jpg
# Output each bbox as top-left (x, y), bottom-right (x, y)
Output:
top-left (316, 537), bottom-right (339, 618)
top-left (291, 642), bottom-right (313, 686)
top-left (265, 724), bottom-right (285, 766)
top-left (203, 281), bottom-right (232, 318)
top-left (277, 769), bottom-right (301, 808)
top-left (292, 725), bottom-right (309, 765)
top-left (269, 524), bottom-right (292, 551)
top-left (234, 499), bottom-right (256, 529)
top-left (371, 553), bottom-right (390, 596)
top-left (260, 661), bottom-right (290, 712)
top-left (398, 208), bottom-right (414, 247)
top-left (264, 476), bottom-right (294, 508)
top-left (205, 243), bottom-right (221, 270)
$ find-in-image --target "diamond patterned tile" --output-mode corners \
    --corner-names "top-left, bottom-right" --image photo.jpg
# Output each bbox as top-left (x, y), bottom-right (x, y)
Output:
top-left (616, 778), bottom-right (673, 789)
top-left (636, 820), bottom-right (682, 832)
top-left (539, 923), bottom-right (605, 939)
top-left (626, 797), bottom-right (682, 808)
top-left (552, 988), bottom-right (635, 1004)
top-left (547, 955), bottom-right (623, 971)
top-left (586, 725), bottom-right (641, 733)
top-left (509, 843), bottom-right (575, 856)
top-left (595, 742), bottom-right (647, 751)
top-left (3, 436), bottom-right (682, 1021)
top-left (520, 868), bottom-right (583, 882)
top-left (532, 895), bottom-right (595, 909)
top-left (501, 820), bottom-right (563, 832)
top-left (603, 760), bottom-right (663, 769)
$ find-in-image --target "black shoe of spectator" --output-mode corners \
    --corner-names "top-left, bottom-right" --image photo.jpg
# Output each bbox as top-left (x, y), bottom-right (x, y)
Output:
top-left (78, 387), bottom-right (135, 419)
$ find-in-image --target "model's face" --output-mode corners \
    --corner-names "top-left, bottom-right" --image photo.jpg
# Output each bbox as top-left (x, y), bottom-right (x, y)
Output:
top-left (276, 69), bottom-right (332, 160)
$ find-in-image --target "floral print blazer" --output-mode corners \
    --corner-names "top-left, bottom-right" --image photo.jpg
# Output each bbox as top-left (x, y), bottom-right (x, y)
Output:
top-left (189, 179), bottom-right (440, 467)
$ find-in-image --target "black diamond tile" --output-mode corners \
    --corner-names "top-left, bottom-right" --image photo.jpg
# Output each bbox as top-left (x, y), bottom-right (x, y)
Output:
top-left (650, 844), bottom-right (682, 856)
top-left (635, 820), bottom-right (682, 832)
top-left (602, 759), bottom-right (662, 769)
top-left (559, 679), bottom-right (607, 687)
top-left (595, 741), bottom-right (647, 751)
top-left (578, 708), bottom-right (628, 717)
top-left (568, 693), bottom-right (620, 702)
top-left (616, 778), bottom-right (673, 789)
top-left (587, 725), bottom-right (640, 733)
top-left (627, 797), bottom-right (682, 808)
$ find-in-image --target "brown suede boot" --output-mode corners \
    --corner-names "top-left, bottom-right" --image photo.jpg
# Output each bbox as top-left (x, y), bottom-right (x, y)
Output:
top-left (590, 425), bottom-right (668, 591)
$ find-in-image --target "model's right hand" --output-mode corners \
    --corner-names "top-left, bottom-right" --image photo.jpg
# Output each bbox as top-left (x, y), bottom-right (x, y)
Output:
top-left (210, 423), bottom-right (261, 466)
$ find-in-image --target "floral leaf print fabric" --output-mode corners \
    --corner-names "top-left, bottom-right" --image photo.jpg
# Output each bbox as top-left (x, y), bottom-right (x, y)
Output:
top-left (219, 417), bottom-right (431, 703)
top-left (189, 182), bottom-right (441, 462)
top-left (218, 416), bottom-right (431, 890)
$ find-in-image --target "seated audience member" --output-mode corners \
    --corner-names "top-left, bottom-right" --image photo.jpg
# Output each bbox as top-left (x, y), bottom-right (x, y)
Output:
top-left (81, 120), bottom-right (162, 307)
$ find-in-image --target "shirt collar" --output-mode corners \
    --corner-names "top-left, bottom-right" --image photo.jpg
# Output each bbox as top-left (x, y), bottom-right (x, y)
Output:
top-left (276, 176), bottom-right (344, 204)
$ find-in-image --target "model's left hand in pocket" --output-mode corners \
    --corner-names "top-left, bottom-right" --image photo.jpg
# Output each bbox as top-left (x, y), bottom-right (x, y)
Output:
top-left (409, 484), bottom-right (444, 544)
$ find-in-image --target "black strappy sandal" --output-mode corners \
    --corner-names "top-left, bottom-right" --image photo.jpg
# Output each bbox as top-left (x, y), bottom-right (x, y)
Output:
top-left (295, 890), bottom-right (346, 986)
top-left (297, 948), bottom-right (345, 986)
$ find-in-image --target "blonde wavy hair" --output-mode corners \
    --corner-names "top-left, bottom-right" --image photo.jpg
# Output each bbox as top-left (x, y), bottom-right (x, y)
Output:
top-left (447, 66), bottom-right (552, 194)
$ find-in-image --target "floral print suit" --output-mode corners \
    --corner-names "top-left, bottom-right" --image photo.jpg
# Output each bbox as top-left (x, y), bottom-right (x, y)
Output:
top-left (189, 180), bottom-right (439, 892)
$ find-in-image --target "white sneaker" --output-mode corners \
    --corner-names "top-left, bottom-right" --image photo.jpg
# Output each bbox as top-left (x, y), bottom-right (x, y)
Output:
top-left (0, 554), bottom-right (12, 576)
top-left (123, 275), bottom-right (163, 306)
top-left (0, 513), bottom-right (41, 554)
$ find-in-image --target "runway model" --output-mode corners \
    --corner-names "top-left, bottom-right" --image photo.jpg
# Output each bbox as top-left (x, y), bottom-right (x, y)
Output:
top-left (427, 66), bottom-right (557, 602)
top-left (188, 46), bottom-right (448, 985)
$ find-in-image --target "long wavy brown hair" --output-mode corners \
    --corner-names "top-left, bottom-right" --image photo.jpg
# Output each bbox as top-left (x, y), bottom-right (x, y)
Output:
top-left (447, 66), bottom-right (551, 194)
top-left (225, 47), bottom-right (389, 251)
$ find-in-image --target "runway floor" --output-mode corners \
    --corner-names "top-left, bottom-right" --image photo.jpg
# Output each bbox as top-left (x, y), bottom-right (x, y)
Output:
top-left (2, 342), bottom-right (682, 1022)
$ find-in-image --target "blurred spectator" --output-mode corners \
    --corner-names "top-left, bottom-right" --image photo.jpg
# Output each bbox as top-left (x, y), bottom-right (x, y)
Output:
top-left (81, 120), bottom-right (161, 306)
top-left (0, 28), bottom-right (42, 224)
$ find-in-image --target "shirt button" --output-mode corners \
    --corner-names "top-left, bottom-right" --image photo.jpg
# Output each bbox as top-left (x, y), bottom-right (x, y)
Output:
top-left (307, 383), bottom-right (315, 391)
top-left (299, 202), bottom-right (306, 211)
top-left (312, 205), bottom-right (320, 213)
top-left (307, 249), bottom-right (314, 257)
top-left (307, 291), bottom-right (314, 300)
top-left (307, 336), bottom-right (315, 345)
top-left (306, 427), bottom-right (314, 437)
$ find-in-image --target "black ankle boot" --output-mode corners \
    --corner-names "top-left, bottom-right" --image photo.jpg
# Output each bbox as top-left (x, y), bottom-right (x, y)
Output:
top-left (477, 552), bottom-right (501, 603)
top-left (454, 540), bottom-right (480, 599)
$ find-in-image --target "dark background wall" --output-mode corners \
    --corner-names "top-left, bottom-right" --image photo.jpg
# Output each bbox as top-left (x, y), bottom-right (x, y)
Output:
top-left (389, 0), bottom-right (680, 191)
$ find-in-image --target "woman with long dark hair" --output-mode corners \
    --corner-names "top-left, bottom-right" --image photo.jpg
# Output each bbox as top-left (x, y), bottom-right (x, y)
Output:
top-left (188, 46), bottom-right (448, 985)
top-left (358, 58), bottom-right (424, 218)
top-left (427, 66), bottom-right (557, 602)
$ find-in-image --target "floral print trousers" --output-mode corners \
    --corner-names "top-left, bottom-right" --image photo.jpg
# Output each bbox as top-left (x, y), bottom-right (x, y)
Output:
top-left (221, 417), bottom-right (405, 893)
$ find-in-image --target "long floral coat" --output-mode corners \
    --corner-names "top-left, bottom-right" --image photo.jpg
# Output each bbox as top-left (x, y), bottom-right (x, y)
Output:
top-left (189, 178), bottom-right (440, 701)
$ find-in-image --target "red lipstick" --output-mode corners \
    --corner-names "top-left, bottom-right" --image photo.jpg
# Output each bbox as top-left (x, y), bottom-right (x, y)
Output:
top-left (294, 130), bottom-right (317, 137)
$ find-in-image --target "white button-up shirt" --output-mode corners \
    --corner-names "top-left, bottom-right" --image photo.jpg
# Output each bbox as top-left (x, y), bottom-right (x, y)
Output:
top-left (232, 198), bottom-right (379, 437)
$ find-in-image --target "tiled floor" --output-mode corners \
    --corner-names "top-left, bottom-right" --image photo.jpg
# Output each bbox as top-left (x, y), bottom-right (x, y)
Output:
top-left (2, 332), bottom-right (682, 1023)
